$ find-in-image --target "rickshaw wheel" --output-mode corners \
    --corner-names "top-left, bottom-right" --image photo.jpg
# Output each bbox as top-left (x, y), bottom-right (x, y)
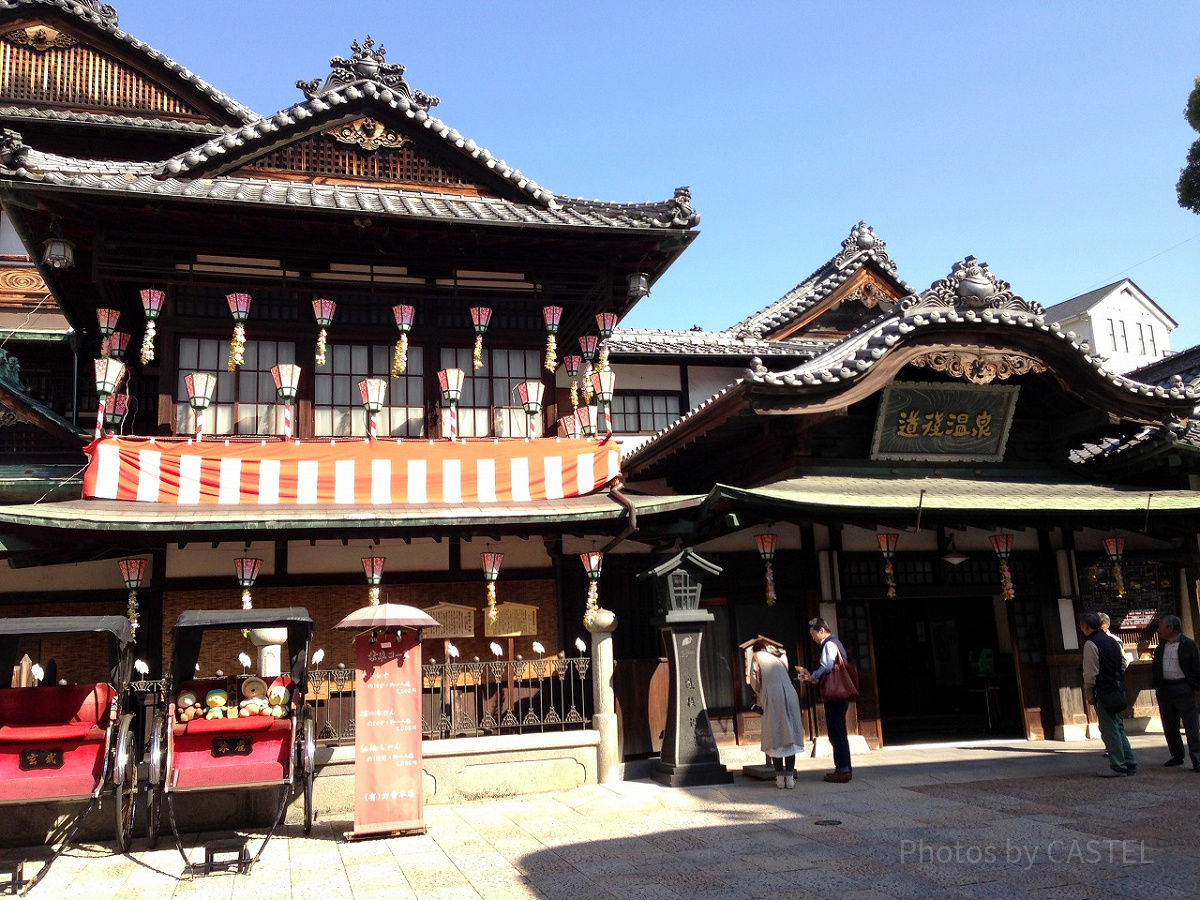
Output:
top-left (113, 716), bottom-right (138, 853)
top-left (302, 710), bottom-right (316, 835)
top-left (144, 715), bottom-right (166, 849)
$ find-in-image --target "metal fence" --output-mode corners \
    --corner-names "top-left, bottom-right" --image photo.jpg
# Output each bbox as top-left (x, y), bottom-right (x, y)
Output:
top-left (310, 654), bottom-right (592, 744)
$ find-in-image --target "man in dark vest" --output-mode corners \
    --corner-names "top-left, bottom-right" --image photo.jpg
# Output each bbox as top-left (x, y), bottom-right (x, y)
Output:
top-left (1079, 612), bottom-right (1136, 776)
top-left (1151, 614), bottom-right (1200, 771)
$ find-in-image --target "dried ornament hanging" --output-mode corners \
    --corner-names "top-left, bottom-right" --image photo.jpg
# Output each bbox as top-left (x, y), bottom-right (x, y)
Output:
top-left (235, 556), bottom-right (262, 611)
top-left (542, 305), bottom-right (563, 371)
top-left (1103, 537), bottom-right (1126, 598)
top-left (362, 556), bottom-right (385, 606)
top-left (470, 306), bottom-right (492, 370)
top-left (878, 533), bottom-right (899, 599)
top-left (226, 293), bottom-right (252, 371)
top-left (391, 304), bottom-right (415, 376)
top-left (754, 533), bottom-right (778, 606)
top-left (312, 298), bottom-right (336, 367)
top-left (481, 550), bottom-right (504, 624)
top-left (119, 558), bottom-right (146, 635)
top-left (563, 355), bottom-right (581, 410)
top-left (990, 534), bottom-right (1015, 601)
top-left (139, 289), bottom-right (165, 364)
top-left (579, 335), bottom-right (598, 403)
top-left (580, 550), bottom-right (604, 628)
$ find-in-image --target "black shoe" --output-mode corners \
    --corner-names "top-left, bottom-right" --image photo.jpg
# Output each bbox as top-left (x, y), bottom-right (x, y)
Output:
top-left (1164, 758), bottom-right (1185, 767)
top-left (1126, 766), bottom-right (1137, 775)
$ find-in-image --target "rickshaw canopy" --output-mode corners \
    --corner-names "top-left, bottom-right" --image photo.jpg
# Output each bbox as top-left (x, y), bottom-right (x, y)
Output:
top-left (0, 615), bottom-right (134, 687)
top-left (169, 608), bottom-right (313, 691)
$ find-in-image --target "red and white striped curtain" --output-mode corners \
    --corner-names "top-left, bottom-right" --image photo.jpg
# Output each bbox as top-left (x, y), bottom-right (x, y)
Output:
top-left (83, 437), bottom-right (621, 505)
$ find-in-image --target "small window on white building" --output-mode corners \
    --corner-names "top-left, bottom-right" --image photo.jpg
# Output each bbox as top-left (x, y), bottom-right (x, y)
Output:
top-left (1118, 321), bottom-right (1129, 352)
top-left (1147, 325), bottom-right (1157, 357)
top-left (1106, 319), bottom-right (1117, 352)
top-left (1136, 323), bottom-right (1146, 355)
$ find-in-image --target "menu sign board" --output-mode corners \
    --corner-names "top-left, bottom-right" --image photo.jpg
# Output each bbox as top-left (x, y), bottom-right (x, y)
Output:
top-left (871, 382), bottom-right (1018, 462)
top-left (351, 629), bottom-right (424, 837)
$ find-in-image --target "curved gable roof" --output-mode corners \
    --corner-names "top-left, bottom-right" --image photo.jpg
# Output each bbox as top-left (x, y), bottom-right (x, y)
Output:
top-left (0, 0), bottom-right (258, 125)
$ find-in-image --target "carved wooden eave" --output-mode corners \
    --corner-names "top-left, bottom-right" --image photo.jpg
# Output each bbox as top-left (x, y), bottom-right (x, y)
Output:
top-left (765, 267), bottom-right (904, 341)
top-left (906, 349), bottom-right (1047, 385)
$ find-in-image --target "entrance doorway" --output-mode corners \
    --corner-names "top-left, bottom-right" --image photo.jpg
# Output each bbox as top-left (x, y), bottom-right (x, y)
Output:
top-left (870, 595), bottom-right (1022, 744)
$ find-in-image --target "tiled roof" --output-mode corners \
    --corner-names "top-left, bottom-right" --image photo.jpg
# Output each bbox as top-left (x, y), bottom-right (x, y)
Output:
top-left (607, 327), bottom-right (820, 358)
top-left (1042, 280), bottom-right (1125, 322)
top-left (0, 106), bottom-right (224, 135)
top-left (1071, 419), bottom-right (1200, 468)
top-left (729, 222), bottom-right (916, 336)
top-left (746, 257), bottom-right (1197, 405)
top-left (0, 139), bottom-right (692, 231)
top-left (0, 0), bottom-right (258, 124)
top-left (1126, 344), bottom-right (1200, 388)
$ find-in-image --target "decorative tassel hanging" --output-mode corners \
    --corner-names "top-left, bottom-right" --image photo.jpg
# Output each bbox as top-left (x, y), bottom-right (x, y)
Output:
top-left (226, 293), bottom-right (252, 371)
top-left (564, 355), bottom-right (581, 410)
top-left (481, 550), bottom-right (504, 624)
top-left (579, 336), bottom-right (598, 403)
top-left (312, 298), bottom-right (336, 367)
top-left (391, 304), bottom-right (415, 376)
top-left (596, 312), bottom-right (618, 371)
top-left (990, 534), bottom-right (1015, 601)
top-left (543, 305), bottom-right (562, 371)
top-left (580, 551), bottom-right (604, 628)
top-left (470, 306), bottom-right (492, 370)
top-left (754, 533), bottom-right (778, 606)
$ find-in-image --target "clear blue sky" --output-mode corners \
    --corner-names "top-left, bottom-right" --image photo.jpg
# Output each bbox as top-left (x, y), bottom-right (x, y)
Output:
top-left (115, 2), bottom-right (1200, 349)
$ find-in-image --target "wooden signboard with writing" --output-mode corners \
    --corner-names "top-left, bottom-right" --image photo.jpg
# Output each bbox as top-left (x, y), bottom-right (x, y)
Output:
top-left (424, 603), bottom-right (475, 639)
top-left (350, 629), bottom-right (425, 838)
top-left (871, 382), bottom-right (1019, 462)
top-left (484, 602), bottom-right (537, 638)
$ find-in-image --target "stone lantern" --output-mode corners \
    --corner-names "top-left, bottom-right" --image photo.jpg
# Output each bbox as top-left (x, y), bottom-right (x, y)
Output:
top-left (638, 548), bottom-right (731, 787)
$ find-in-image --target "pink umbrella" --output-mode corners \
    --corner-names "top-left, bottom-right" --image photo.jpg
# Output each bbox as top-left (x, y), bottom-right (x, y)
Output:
top-left (333, 603), bottom-right (439, 633)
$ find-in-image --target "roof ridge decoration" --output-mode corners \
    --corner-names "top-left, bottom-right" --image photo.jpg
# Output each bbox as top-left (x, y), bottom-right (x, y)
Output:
top-left (832, 221), bottom-right (896, 274)
top-left (296, 37), bottom-right (440, 111)
top-left (901, 256), bottom-right (1045, 318)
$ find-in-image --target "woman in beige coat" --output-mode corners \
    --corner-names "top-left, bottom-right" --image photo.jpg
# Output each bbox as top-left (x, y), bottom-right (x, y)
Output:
top-left (749, 638), bottom-right (805, 788)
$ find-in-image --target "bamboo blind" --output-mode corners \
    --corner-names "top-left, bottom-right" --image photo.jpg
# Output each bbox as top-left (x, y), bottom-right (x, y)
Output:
top-left (0, 39), bottom-right (201, 115)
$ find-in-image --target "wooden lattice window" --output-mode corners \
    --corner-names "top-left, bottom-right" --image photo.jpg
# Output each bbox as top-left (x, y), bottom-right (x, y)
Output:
top-left (0, 41), bottom-right (201, 115)
top-left (251, 133), bottom-right (480, 187)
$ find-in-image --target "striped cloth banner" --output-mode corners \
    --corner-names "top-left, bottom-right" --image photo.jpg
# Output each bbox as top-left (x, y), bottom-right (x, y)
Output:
top-left (82, 437), bottom-right (621, 505)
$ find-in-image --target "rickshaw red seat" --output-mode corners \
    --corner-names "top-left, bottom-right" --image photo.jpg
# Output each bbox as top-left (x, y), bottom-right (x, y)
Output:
top-left (0, 684), bottom-right (114, 744)
top-left (175, 715), bottom-right (280, 736)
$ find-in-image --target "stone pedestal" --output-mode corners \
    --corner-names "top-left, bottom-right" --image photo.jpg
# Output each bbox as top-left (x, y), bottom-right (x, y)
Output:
top-left (585, 608), bottom-right (620, 784)
top-left (650, 610), bottom-right (731, 787)
top-left (249, 627), bottom-right (289, 678)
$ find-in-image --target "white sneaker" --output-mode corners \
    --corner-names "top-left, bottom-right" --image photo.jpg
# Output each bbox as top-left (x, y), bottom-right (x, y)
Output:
top-left (785, 775), bottom-right (795, 789)
top-left (775, 774), bottom-right (785, 789)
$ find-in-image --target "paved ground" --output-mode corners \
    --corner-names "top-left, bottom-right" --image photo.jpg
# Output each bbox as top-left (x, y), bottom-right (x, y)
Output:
top-left (7, 734), bottom-right (1199, 900)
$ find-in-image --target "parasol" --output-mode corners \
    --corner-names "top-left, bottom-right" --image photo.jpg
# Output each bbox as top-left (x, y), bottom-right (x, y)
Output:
top-left (333, 603), bottom-right (440, 633)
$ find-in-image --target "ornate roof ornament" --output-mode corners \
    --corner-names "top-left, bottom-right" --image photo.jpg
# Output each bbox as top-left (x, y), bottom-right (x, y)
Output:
top-left (326, 117), bottom-right (408, 151)
top-left (649, 187), bottom-right (700, 228)
top-left (908, 350), bottom-right (1047, 384)
top-left (77, 1), bottom-right (118, 25)
top-left (833, 222), bottom-right (896, 273)
top-left (903, 257), bottom-right (1045, 317)
top-left (4, 25), bottom-right (79, 52)
top-left (0, 129), bottom-right (27, 172)
top-left (296, 37), bottom-right (440, 110)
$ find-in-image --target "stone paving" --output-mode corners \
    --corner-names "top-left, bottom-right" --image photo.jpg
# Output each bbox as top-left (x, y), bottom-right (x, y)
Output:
top-left (8, 733), bottom-right (1199, 899)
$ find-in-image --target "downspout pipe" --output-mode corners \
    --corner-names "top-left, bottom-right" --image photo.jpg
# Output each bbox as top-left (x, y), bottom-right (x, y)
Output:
top-left (600, 478), bottom-right (637, 553)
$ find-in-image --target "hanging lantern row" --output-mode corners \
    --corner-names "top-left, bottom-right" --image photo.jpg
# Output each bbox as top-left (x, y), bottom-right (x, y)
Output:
top-left (391, 304), bottom-right (415, 375)
top-left (118, 557), bottom-right (145, 635)
top-left (481, 550), bottom-right (504, 624)
top-left (438, 367), bottom-right (466, 440)
top-left (470, 306), bottom-right (492, 370)
top-left (516, 380), bottom-right (544, 438)
top-left (558, 404), bottom-right (602, 438)
top-left (93, 357), bottom-right (126, 442)
top-left (595, 312), bottom-right (618, 370)
top-left (543, 305), bottom-right (562, 371)
top-left (235, 556), bottom-right (262, 610)
top-left (312, 298), bottom-right (336, 367)
top-left (877, 532), bottom-right (899, 599)
top-left (359, 377), bottom-right (388, 440)
top-left (271, 363), bottom-right (301, 439)
top-left (581, 550), bottom-right (604, 627)
top-left (755, 532), bottom-right (777, 606)
top-left (226, 292), bottom-right (252, 371)
top-left (184, 372), bottom-right (217, 440)
top-left (990, 533), bottom-right (1015, 601)
top-left (362, 556), bottom-right (385, 605)
top-left (1103, 536), bottom-right (1126, 599)
top-left (140, 289), bottom-right (165, 364)
top-left (579, 336), bottom-right (598, 403)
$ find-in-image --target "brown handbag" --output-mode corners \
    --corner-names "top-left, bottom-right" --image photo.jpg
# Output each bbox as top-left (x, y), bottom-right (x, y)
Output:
top-left (819, 645), bottom-right (860, 702)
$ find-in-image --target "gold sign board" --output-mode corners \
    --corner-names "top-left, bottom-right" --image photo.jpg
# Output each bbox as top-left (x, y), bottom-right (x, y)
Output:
top-left (424, 603), bottom-right (475, 639)
top-left (484, 602), bottom-right (538, 638)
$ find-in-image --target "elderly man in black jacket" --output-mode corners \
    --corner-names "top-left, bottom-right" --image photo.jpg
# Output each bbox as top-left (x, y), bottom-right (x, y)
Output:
top-left (1151, 614), bottom-right (1200, 772)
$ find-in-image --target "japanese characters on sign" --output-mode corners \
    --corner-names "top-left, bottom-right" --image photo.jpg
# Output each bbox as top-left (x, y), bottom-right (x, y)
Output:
top-left (871, 382), bottom-right (1019, 462)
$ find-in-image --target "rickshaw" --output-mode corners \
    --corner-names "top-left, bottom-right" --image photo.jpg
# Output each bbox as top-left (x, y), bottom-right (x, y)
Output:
top-left (144, 608), bottom-right (315, 872)
top-left (0, 615), bottom-right (138, 894)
